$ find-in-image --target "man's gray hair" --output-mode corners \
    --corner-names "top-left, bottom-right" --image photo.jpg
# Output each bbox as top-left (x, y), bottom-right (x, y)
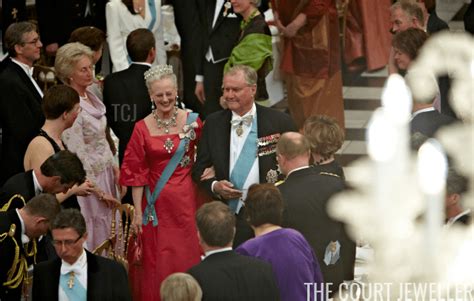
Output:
top-left (4, 21), bottom-right (37, 57)
top-left (224, 65), bottom-right (257, 86)
top-left (391, 0), bottom-right (425, 25)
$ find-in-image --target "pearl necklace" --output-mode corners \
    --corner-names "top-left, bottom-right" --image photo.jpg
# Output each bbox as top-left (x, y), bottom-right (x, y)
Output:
top-left (153, 109), bottom-right (178, 134)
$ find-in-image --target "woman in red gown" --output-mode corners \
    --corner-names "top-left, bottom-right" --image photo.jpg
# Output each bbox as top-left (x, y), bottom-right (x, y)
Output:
top-left (120, 65), bottom-right (202, 301)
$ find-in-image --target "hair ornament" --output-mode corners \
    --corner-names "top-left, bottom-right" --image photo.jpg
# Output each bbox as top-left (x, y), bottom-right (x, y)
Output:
top-left (144, 64), bottom-right (174, 81)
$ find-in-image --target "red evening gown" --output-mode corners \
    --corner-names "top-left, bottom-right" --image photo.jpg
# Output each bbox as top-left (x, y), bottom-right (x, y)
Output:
top-left (120, 117), bottom-right (202, 301)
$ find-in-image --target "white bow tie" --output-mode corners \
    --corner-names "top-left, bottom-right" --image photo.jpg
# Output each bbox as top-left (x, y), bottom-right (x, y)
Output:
top-left (61, 264), bottom-right (82, 276)
top-left (230, 115), bottom-right (253, 127)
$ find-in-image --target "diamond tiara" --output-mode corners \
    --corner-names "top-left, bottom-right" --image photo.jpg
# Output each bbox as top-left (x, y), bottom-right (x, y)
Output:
top-left (144, 64), bottom-right (174, 81)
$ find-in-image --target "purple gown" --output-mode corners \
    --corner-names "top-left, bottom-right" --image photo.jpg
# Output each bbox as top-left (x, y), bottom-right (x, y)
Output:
top-left (236, 228), bottom-right (324, 301)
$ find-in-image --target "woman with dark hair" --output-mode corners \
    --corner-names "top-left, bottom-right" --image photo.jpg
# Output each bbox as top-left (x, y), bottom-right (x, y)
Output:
top-left (236, 183), bottom-right (324, 301)
top-left (69, 26), bottom-right (107, 66)
top-left (106, 0), bottom-right (167, 72)
top-left (303, 115), bottom-right (345, 179)
top-left (23, 85), bottom-right (95, 208)
top-left (392, 27), bottom-right (429, 73)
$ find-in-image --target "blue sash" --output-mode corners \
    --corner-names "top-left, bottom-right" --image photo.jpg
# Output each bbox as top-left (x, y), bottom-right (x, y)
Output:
top-left (228, 115), bottom-right (257, 214)
top-left (143, 112), bottom-right (198, 226)
top-left (60, 273), bottom-right (87, 301)
top-left (147, 0), bottom-right (157, 31)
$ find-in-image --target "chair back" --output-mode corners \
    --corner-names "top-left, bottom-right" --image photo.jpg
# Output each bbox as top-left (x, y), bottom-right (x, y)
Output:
top-left (32, 64), bottom-right (57, 92)
top-left (92, 204), bottom-right (135, 269)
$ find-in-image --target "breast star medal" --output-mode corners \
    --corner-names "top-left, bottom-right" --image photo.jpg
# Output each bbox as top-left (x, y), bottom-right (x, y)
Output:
top-left (164, 138), bottom-right (174, 153)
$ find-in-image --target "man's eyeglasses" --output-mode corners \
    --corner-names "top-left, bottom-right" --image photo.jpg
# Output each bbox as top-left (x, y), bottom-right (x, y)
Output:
top-left (22, 37), bottom-right (41, 46)
top-left (52, 235), bottom-right (82, 247)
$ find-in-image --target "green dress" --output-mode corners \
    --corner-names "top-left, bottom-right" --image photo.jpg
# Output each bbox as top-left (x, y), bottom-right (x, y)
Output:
top-left (224, 13), bottom-right (273, 101)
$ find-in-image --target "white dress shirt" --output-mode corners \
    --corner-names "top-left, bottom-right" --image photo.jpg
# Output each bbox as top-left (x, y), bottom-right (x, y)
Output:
top-left (15, 209), bottom-right (30, 244)
top-left (229, 103), bottom-right (259, 203)
top-left (286, 166), bottom-right (310, 178)
top-left (59, 249), bottom-right (88, 301)
top-left (445, 209), bottom-right (472, 228)
top-left (411, 106), bottom-right (435, 120)
top-left (32, 170), bottom-right (43, 196)
top-left (203, 247), bottom-right (232, 260)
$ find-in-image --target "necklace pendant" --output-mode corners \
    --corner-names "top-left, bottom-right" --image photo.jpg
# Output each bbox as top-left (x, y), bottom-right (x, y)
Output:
top-left (68, 272), bottom-right (75, 289)
top-left (236, 125), bottom-right (243, 137)
top-left (164, 138), bottom-right (174, 153)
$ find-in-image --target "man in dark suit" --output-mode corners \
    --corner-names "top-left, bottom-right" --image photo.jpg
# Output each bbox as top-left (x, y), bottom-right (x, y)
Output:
top-left (276, 132), bottom-right (355, 294)
top-left (426, 10), bottom-right (449, 34)
top-left (188, 201), bottom-right (280, 301)
top-left (0, 22), bottom-right (45, 185)
top-left (168, 0), bottom-right (202, 112)
top-left (32, 209), bottom-right (132, 301)
top-left (415, 0), bottom-right (449, 34)
top-left (445, 168), bottom-right (471, 227)
top-left (35, 0), bottom-right (107, 57)
top-left (410, 108), bottom-right (456, 138)
top-left (410, 97), bottom-right (456, 138)
top-left (194, 0), bottom-right (241, 117)
top-left (103, 28), bottom-right (155, 164)
top-left (0, 194), bottom-right (61, 301)
top-left (0, 151), bottom-right (86, 263)
top-left (192, 65), bottom-right (296, 246)
top-left (0, 150), bottom-right (86, 211)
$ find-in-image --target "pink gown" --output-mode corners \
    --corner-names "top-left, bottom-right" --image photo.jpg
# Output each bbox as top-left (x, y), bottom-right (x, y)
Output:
top-left (62, 89), bottom-right (117, 251)
top-left (120, 116), bottom-right (202, 301)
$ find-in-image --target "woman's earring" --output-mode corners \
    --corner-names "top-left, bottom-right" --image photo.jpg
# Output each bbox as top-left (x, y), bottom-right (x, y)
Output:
top-left (175, 95), bottom-right (179, 107)
top-left (151, 101), bottom-right (156, 110)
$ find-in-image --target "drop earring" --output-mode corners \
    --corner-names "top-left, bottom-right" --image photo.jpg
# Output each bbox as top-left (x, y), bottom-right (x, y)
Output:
top-left (151, 101), bottom-right (156, 110)
top-left (175, 95), bottom-right (185, 109)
